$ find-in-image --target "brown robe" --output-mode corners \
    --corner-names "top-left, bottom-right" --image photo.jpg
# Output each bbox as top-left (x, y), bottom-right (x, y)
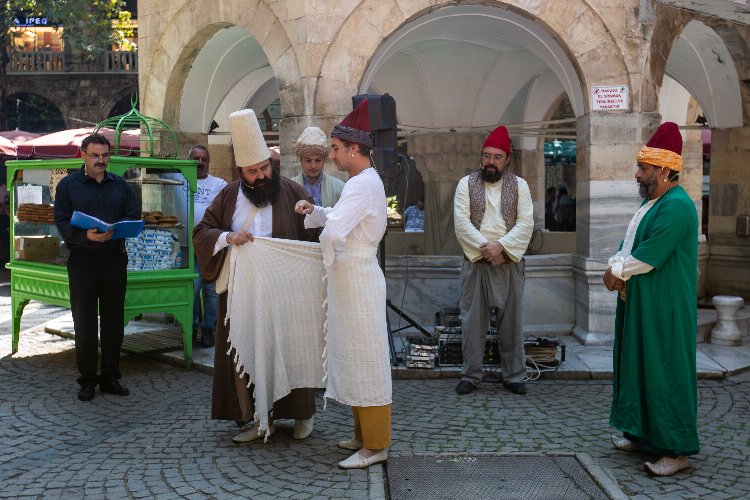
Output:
top-left (193, 177), bottom-right (320, 425)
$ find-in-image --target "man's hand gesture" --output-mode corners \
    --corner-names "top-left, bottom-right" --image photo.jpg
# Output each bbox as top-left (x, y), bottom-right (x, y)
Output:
top-left (227, 231), bottom-right (254, 246)
top-left (480, 241), bottom-right (507, 267)
top-left (295, 200), bottom-right (313, 215)
top-left (603, 268), bottom-right (625, 292)
top-left (87, 228), bottom-right (113, 243)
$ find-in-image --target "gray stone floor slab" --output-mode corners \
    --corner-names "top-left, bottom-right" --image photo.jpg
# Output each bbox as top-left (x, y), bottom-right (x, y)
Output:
top-left (3, 285), bottom-right (750, 498)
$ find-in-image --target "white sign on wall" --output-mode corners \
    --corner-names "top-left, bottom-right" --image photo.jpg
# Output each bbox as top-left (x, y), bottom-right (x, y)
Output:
top-left (591, 86), bottom-right (628, 111)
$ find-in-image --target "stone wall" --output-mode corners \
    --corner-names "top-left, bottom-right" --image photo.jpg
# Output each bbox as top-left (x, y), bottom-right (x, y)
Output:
top-left (7, 74), bottom-right (138, 129)
top-left (707, 126), bottom-right (750, 299)
top-left (385, 253), bottom-right (576, 334)
top-left (136, 0), bottom-right (750, 339)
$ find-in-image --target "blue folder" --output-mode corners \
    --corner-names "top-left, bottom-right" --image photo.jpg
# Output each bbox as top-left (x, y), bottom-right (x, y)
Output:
top-left (70, 210), bottom-right (144, 239)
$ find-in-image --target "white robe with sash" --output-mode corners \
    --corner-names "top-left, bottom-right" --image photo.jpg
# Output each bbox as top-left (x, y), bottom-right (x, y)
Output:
top-left (304, 167), bottom-right (392, 407)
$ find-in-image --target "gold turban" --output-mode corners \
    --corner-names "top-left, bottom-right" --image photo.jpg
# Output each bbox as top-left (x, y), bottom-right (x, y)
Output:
top-left (636, 146), bottom-right (683, 172)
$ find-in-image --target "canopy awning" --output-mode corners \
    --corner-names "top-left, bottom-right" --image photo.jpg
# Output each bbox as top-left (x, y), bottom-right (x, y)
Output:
top-left (0, 136), bottom-right (17, 156)
top-left (16, 127), bottom-right (140, 159)
top-left (0, 129), bottom-right (41, 144)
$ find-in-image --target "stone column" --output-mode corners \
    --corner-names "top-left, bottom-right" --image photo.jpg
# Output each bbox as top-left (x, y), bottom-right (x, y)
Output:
top-left (681, 128), bottom-right (709, 299)
top-left (407, 132), bottom-right (486, 256)
top-left (572, 112), bottom-right (661, 344)
top-left (707, 126), bottom-right (750, 300)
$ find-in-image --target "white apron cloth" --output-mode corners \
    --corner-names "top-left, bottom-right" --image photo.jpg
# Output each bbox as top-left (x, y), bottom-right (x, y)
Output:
top-left (324, 240), bottom-right (392, 407)
top-left (225, 237), bottom-right (327, 434)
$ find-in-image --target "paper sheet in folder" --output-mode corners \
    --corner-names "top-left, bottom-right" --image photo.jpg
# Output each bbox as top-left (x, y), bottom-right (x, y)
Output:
top-left (70, 210), bottom-right (144, 239)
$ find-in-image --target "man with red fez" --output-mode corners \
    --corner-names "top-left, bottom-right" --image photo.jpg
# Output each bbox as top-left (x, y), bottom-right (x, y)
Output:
top-left (295, 99), bottom-right (392, 469)
top-left (603, 122), bottom-right (699, 476)
top-left (453, 125), bottom-right (534, 396)
top-left (193, 109), bottom-right (320, 444)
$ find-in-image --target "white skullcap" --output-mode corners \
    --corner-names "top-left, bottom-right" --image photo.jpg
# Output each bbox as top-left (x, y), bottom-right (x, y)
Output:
top-left (229, 109), bottom-right (270, 167)
top-left (295, 126), bottom-right (329, 158)
top-left (296, 127), bottom-right (327, 147)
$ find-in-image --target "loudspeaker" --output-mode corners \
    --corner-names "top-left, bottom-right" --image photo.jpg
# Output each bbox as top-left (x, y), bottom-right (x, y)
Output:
top-left (352, 94), bottom-right (397, 131)
top-left (372, 148), bottom-right (399, 178)
top-left (373, 129), bottom-right (397, 149)
top-left (351, 93), bottom-right (399, 178)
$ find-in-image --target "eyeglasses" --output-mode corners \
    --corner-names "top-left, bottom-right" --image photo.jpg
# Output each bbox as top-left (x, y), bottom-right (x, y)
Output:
top-left (84, 152), bottom-right (110, 161)
top-left (482, 153), bottom-right (505, 162)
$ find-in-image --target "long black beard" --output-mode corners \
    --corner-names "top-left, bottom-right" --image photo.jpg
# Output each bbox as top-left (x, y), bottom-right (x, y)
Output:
top-left (481, 166), bottom-right (502, 183)
top-left (240, 170), bottom-right (281, 207)
top-left (638, 178), bottom-right (657, 199)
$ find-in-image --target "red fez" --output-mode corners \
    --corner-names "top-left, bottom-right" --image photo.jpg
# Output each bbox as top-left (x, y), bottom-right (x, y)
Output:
top-left (331, 99), bottom-right (373, 147)
top-left (340, 100), bottom-right (371, 132)
top-left (636, 121), bottom-right (683, 171)
top-left (483, 126), bottom-right (511, 155)
top-left (645, 121), bottom-right (682, 155)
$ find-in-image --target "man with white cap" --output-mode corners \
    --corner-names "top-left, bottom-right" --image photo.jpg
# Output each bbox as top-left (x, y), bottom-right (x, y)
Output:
top-left (193, 109), bottom-right (319, 443)
top-left (290, 126), bottom-right (345, 208)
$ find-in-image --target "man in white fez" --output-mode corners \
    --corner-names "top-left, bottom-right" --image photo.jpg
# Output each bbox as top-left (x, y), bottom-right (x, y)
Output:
top-left (193, 109), bottom-right (319, 443)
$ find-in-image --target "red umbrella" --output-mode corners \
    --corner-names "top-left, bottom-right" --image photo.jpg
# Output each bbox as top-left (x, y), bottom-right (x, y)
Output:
top-left (16, 127), bottom-right (140, 159)
top-left (0, 136), bottom-right (17, 156)
top-left (0, 129), bottom-right (41, 144)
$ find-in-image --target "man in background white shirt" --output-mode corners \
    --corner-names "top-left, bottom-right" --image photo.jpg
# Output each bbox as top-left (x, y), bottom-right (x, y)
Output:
top-left (188, 145), bottom-right (227, 347)
top-left (453, 125), bottom-right (534, 396)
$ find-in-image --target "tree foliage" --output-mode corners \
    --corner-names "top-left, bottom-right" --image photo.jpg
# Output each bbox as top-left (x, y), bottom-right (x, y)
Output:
top-left (0, 0), bottom-right (134, 129)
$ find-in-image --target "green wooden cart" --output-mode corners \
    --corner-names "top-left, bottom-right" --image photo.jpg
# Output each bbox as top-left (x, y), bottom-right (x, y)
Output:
top-left (6, 156), bottom-right (198, 367)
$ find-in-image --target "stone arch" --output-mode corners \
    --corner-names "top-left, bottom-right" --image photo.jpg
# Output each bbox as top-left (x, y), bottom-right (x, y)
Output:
top-left (315, 0), bottom-right (630, 120)
top-left (708, 23), bottom-right (750, 126)
top-left (6, 83), bottom-right (71, 129)
top-left (643, 7), bottom-right (747, 127)
top-left (140, 0), bottom-right (301, 130)
top-left (97, 85), bottom-right (138, 122)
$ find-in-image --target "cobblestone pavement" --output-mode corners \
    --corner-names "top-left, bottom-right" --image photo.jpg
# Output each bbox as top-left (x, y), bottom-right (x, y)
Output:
top-left (2, 307), bottom-right (750, 498)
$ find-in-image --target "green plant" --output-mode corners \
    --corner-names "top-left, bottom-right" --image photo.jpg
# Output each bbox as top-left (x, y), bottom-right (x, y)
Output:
top-left (386, 195), bottom-right (401, 220)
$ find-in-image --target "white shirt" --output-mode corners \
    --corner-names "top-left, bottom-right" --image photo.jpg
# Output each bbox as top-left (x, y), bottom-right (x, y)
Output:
top-left (304, 167), bottom-right (386, 267)
top-left (194, 175), bottom-right (228, 228)
top-left (454, 174), bottom-right (534, 262)
top-left (608, 198), bottom-right (658, 280)
top-left (213, 191), bottom-right (273, 255)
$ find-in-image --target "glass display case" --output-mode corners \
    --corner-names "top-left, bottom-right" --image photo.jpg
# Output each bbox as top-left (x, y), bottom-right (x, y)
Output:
top-left (6, 156), bottom-right (198, 367)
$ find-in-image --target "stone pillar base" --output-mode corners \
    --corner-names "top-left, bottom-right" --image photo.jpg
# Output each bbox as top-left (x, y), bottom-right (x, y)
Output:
top-left (571, 326), bottom-right (614, 346)
top-left (572, 255), bottom-right (616, 345)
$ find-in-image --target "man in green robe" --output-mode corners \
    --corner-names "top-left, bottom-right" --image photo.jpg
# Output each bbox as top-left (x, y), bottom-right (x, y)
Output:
top-left (603, 122), bottom-right (699, 477)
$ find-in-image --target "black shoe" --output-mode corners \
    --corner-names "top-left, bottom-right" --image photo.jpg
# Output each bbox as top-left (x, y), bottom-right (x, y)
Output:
top-left (192, 327), bottom-right (200, 346)
top-left (201, 328), bottom-right (215, 348)
top-left (100, 379), bottom-right (129, 396)
top-left (503, 382), bottom-right (527, 395)
top-left (78, 383), bottom-right (96, 401)
top-left (455, 380), bottom-right (476, 394)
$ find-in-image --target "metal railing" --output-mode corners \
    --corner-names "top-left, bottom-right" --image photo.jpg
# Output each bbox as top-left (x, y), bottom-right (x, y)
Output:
top-left (6, 50), bottom-right (138, 73)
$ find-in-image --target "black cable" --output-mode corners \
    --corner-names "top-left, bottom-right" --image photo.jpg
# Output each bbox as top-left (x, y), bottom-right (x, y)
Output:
top-left (394, 153), bottom-right (412, 335)
top-left (527, 228), bottom-right (544, 255)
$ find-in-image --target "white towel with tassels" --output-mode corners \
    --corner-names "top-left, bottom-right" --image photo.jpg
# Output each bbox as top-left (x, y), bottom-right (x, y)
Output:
top-left (225, 237), bottom-right (327, 435)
